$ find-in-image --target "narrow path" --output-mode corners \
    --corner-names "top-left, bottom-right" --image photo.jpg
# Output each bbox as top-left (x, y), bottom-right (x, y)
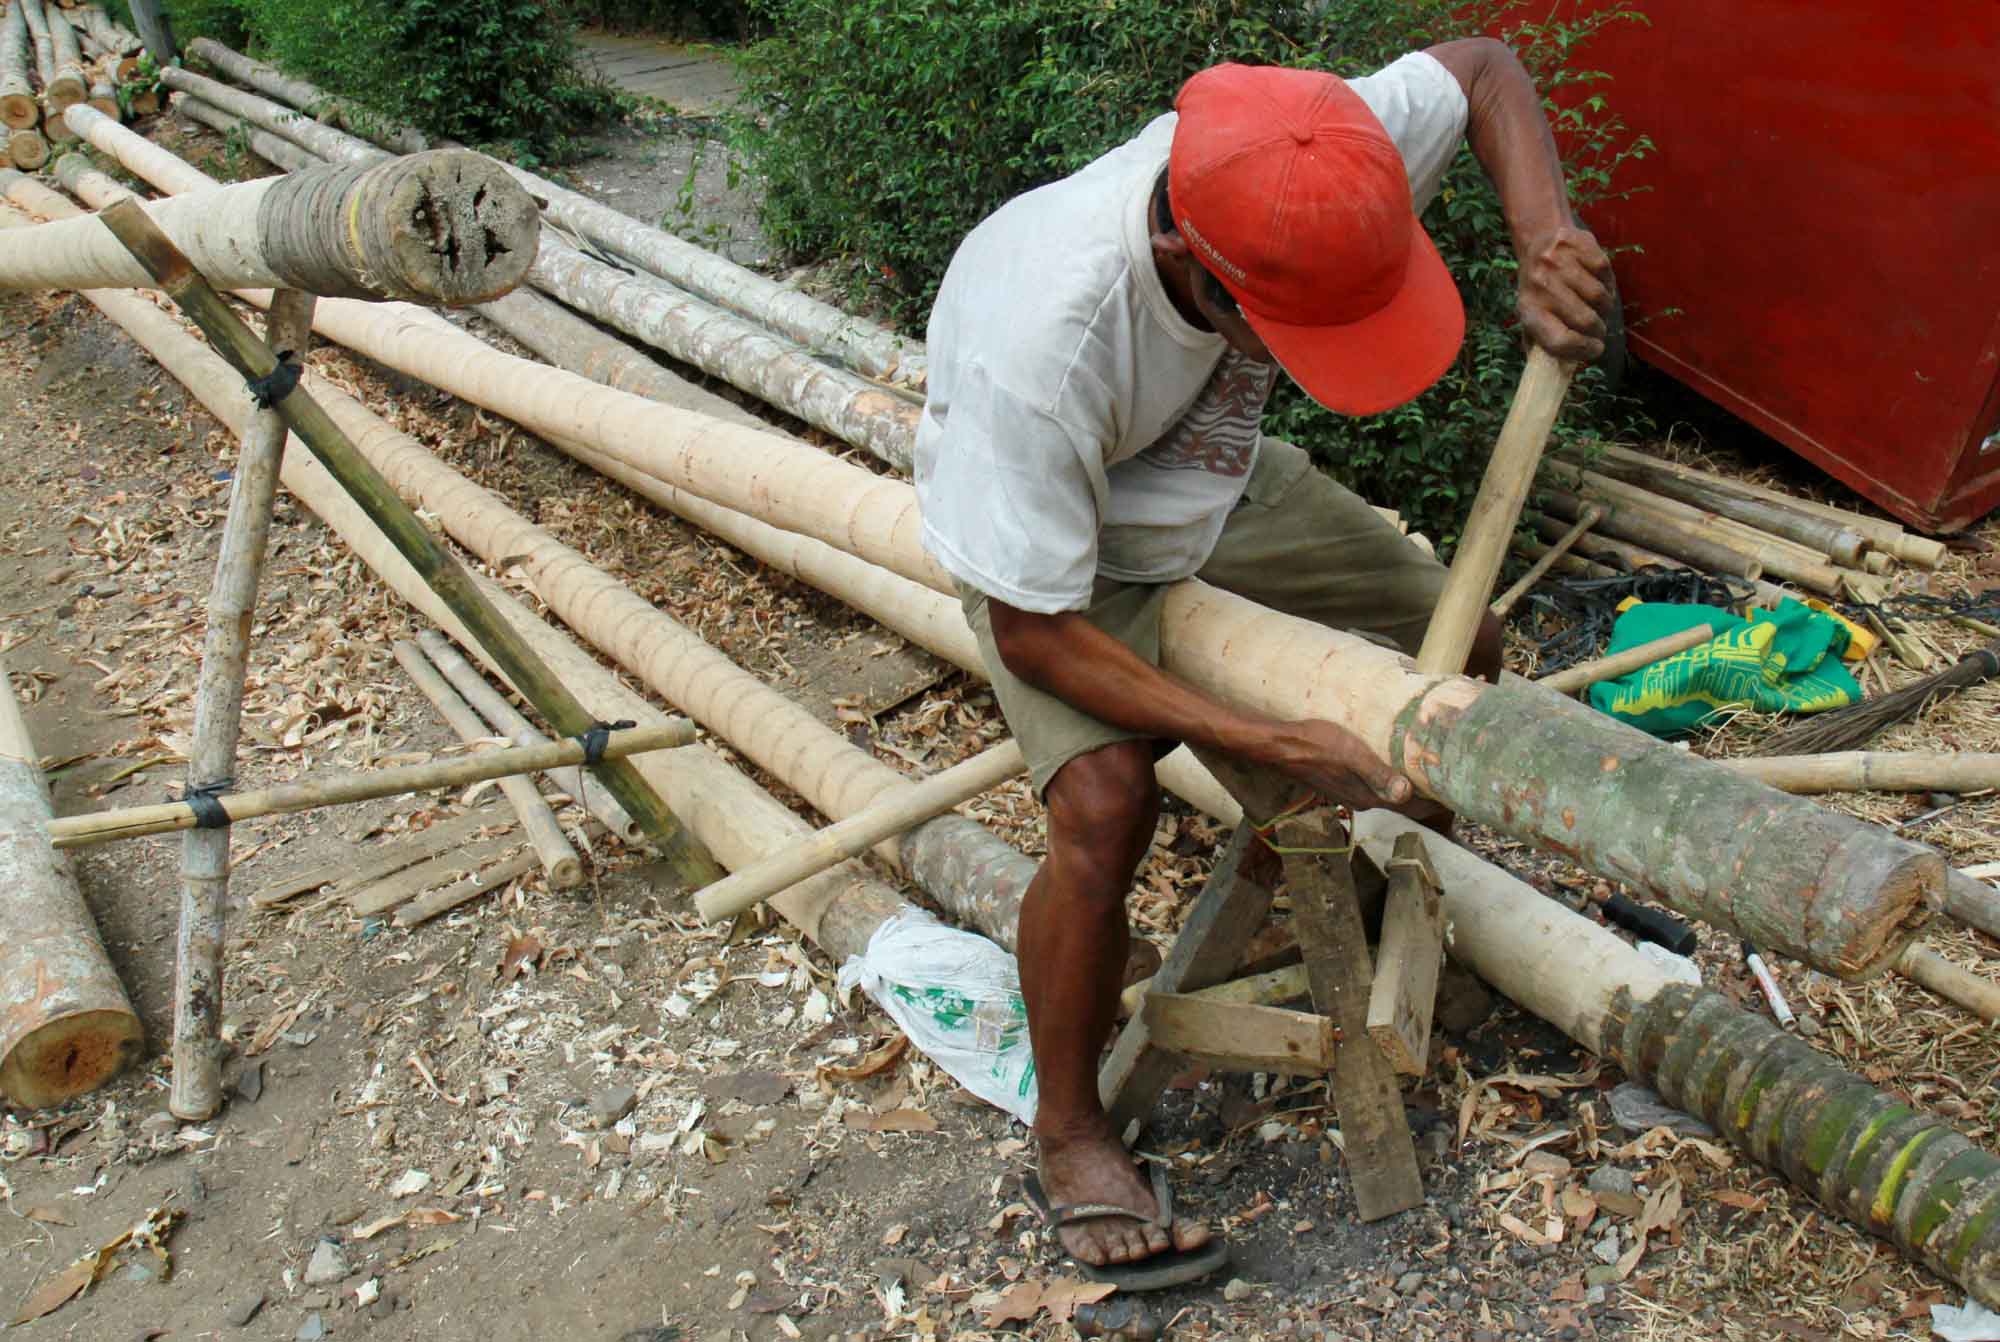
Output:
top-left (574, 29), bottom-right (741, 114)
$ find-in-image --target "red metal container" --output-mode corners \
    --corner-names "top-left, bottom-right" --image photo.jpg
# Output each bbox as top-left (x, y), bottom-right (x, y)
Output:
top-left (1539, 4), bottom-right (2000, 532)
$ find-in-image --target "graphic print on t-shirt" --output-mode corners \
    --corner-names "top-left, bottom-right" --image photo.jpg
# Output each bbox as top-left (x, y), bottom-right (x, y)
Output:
top-left (1133, 349), bottom-right (1277, 478)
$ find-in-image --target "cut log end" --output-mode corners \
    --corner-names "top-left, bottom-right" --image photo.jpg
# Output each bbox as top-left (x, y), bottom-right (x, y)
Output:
top-left (367, 150), bottom-right (540, 306)
top-left (1817, 832), bottom-right (1943, 981)
top-left (86, 96), bottom-right (118, 121)
top-left (1, 94), bottom-right (37, 131)
top-left (7, 128), bottom-right (46, 170)
top-left (0, 1007), bottom-right (145, 1109)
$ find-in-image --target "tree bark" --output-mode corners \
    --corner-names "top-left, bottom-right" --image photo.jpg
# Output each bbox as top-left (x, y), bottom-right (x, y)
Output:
top-left (122, 0), bottom-right (171, 65)
top-left (0, 653), bottom-right (145, 1109)
top-left (12, 112), bottom-right (537, 305)
top-left (0, 2), bottom-right (37, 130)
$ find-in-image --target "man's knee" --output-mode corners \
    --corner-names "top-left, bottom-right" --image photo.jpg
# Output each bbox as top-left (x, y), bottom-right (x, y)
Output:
top-left (1045, 742), bottom-right (1161, 898)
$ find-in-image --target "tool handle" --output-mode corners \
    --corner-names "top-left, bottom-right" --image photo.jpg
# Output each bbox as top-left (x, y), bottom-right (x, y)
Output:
top-left (1600, 892), bottom-right (1698, 956)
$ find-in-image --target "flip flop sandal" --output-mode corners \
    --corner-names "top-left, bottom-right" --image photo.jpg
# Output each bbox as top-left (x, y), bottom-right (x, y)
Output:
top-left (1022, 1161), bottom-right (1230, 1292)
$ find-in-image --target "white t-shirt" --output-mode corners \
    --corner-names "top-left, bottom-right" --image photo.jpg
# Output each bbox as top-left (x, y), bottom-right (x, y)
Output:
top-left (914, 52), bottom-right (1469, 613)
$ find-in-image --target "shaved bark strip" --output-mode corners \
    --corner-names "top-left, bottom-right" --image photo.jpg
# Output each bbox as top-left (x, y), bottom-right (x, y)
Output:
top-left (180, 39), bottom-right (926, 386)
top-left (9, 112), bottom-right (536, 304)
top-left (1608, 982), bottom-right (2000, 1307)
top-left (0, 651), bottom-right (144, 1109)
top-left (1, 2), bottom-right (36, 129)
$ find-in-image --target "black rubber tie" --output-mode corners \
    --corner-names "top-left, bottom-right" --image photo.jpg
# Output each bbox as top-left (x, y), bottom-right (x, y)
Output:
top-left (575, 719), bottom-right (636, 767)
top-left (179, 779), bottom-right (234, 829)
top-left (245, 350), bottom-right (302, 409)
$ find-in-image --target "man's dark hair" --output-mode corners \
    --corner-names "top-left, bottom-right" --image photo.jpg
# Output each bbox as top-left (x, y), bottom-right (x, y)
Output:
top-left (1152, 169), bottom-right (1241, 317)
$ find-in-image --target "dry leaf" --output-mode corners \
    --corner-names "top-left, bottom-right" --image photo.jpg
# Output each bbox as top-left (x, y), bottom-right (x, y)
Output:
top-left (353, 1212), bottom-right (407, 1240)
top-left (11, 1259), bottom-right (96, 1325)
top-left (820, 1033), bottom-right (909, 1083)
top-left (882, 1223), bottom-right (909, 1247)
top-left (981, 1278), bottom-right (1116, 1327)
top-left (1612, 1177), bottom-right (1682, 1281)
top-left (1712, 1189), bottom-right (1766, 1212)
top-left (498, 933), bottom-right (543, 984)
top-left (1496, 1212), bottom-right (1551, 1247)
top-left (23, 1205), bottom-right (74, 1226)
top-left (846, 1107), bottom-right (938, 1134)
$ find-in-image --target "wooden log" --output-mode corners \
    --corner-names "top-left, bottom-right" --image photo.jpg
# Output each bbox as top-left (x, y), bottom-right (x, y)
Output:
top-left (3, 190), bottom-right (902, 966)
top-left (1574, 448), bottom-right (1870, 565)
top-left (1365, 831), bottom-right (1444, 1077)
top-left (393, 847), bottom-right (540, 926)
top-left (1532, 624), bottom-right (1717, 695)
top-left (1140, 993), bottom-right (1335, 1076)
top-left (9, 112), bottom-right (535, 305)
top-left (48, 723), bottom-right (691, 848)
top-left (0, 2), bottom-right (36, 129)
top-left (1548, 460), bottom-right (1853, 595)
top-left (72, 4), bottom-right (140, 55)
top-left (1278, 807), bottom-right (1424, 1220)
top-left (6, 126), bottom-right (42, 168)
top-left (181, 39), bottom-right (927, 387)
top-left (1541, 486), bottom-right (1765, 582)
top-left (1493, 503), bottom-right (1601, 617)
top-left (0, 654), bottom-right (144, 1109)
top-left (1724, 751), bottom-right (2000, 795)
top-left (17, 0), bottom-right (62, 94)
top-left (85, 71), bottom-right (113, 120)
top-left (158, 68), bottom-right (388, 166)
top-left (1419, 347), bottom-right (1571, 672)
top-left (415, 629), bottom-right (640, 846)
top-left (694, 739), bottom-right (1026, 921)
top-left (170, 287), bottom-right (315, 1121)
top-left (43, 4), bottom-right (82, 106)
top-left (173, 90), bottom-right (316, 171)
top-left (184, 37), bottom-right (428, 153)
top-left (1583, 442), bottom-right (1947, 570)
top-left (392, 638), bottom-right (582, 889)
top-left (1898, 943), bottom-right (2000, 1024)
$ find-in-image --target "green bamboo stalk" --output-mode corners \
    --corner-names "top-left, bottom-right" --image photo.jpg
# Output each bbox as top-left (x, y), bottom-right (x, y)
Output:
top-left (93, 197), bottom-right (720, 888)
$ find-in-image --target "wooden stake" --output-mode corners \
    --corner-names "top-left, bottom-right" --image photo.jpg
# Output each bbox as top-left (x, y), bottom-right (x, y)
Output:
top-left (1492, 503), bottom-right (1601, 618)
top-left (1417, 346), bottom-right (1572, 674)
top-left (170, 288), bottom-right (315, 1122)
top-left (694, 739), bottom-right (1025, 921)
top-left (392, 638), bottom-right (582, 889)
top-left (0, 654), bottom-right (144, 1108)
top-left (1532, 624), bottom-right (1716, 695)
top-left (1365, 832), bottom-right (1444, 1077)
top-left (415, 629), bottom-right (640, 845)
top-left (49, 724), bottom-right (689, 849)
top-left (91, 196), bottom-right (719, 888)
top-left (1897, 943), bottom-right (2000, 1023)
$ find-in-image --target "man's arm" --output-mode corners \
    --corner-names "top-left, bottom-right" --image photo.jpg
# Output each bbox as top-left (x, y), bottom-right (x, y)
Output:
top-left (986, 601), bottom-right (1413, 809)
top-left (1424, 37), bottom-right (1614, 361)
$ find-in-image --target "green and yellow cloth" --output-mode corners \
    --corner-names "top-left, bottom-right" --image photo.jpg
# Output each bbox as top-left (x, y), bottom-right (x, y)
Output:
top-left (1586, 598), bottom-right (1862, 737)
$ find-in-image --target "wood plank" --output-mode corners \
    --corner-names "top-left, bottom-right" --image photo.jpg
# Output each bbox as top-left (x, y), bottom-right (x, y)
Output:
top-left (1142, 994), bottom-right (1334, 1076)
top-left (1366, 831), bottom-right (1445, 1077)
top-left (253, 805), bottom-right (508, 907)
top-left (1278, 807), bottom-right (1423, 1221)
top-left (347, 834), bottom-right (521, 918)
top-left (1100, 821), bottom-right (1275, 1132)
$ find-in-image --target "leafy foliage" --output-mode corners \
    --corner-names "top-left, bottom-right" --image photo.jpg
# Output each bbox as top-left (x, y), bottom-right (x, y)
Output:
top-left (570, 1), bottom-right (765, 40)
top-left (736, 0), bottom-right (1655, 545)
top-left (149, 0), bottom-right (618, 162)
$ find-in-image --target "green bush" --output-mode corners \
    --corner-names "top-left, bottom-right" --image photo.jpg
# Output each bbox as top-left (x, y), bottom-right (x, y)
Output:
top-left (143, 0), bottom-right (618, 163)
top-left (570, 1), bottom-right (766, 40)
top-left (736, 0), bottom-right (1654, 547)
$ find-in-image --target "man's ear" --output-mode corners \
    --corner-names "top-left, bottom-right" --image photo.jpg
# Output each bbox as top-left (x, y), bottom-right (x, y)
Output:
top-left (1149, 230), bottom-right (1191, 266)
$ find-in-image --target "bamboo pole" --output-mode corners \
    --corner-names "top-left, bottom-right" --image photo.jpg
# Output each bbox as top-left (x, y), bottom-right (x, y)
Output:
top-left (1541, 486), bottom-right (1765, 582)
top-left (1898, 943), bottom-right (2000, 1023)
top-left (0, 192), bottom-right (899, 966)
top-left (88, 194), bottom-right (718, 888)
top-left (1533, 624), bottom-right (1717, 695)
top-left (50, 724), bottom-right (689, 849)
top-left (0, 2), bottom-right (36, 130)
top-left (694, 740), bottom-right (1026, 921)
top-left (1725, 752), bottom-right (2000, 796)
top-left (176, 42), bottom-right (928, 388)
top-left (0, 653), bottom-right (144, 1108)
top-left (1492, 503), bottom-right (1601, 617)
top-left (15, 117), bottom-right (533, 305)
top-left (1530, 509), bottom-right (1793, 608)
top-left (415, 629), bottom-right (640, 845)
top-left (1418, 346), bottom-right (1571, 672)
top-left (1583, 442), bottom-right (1946, 570)
top-left (1514, 534), bottom-right (1618, 581)
top-left (169, 287), bottom-right (315, 1120)
top-left (392, 638), bottom-right (582, 888)
top-left (1574, 448), bottom-right (1870, 565)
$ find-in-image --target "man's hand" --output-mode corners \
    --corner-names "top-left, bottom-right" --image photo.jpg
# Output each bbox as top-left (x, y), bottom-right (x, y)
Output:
top-left (1258, 718), bottom-right (1413, 811)
top-left (1516, 223), bottom-right (1613, 362)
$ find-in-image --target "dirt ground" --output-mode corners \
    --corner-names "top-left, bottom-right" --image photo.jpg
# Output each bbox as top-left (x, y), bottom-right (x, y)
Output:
top-left (2, 96), bottom-right (1998, 1342)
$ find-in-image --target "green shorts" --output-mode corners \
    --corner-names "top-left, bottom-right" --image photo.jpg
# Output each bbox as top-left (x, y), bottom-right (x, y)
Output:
top-left (959, 439), bottom-right (1447, 797)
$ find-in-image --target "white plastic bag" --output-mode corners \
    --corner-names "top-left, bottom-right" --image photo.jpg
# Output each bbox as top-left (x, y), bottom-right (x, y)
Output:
top-left (837, 908), bottom-right (1038, 1124)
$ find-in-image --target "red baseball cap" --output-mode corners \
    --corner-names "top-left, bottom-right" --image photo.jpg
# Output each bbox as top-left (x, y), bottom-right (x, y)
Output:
top-left (1169, 63), bottom-right (1464, 415)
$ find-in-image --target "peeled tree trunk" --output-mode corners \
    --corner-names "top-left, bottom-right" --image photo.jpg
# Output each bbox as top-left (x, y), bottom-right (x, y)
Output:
top-left (43, 3), bottom-right (82, 106)
top-left (13, 119), bottom-right (534, 305)
top-left (182, 36), bottom-right (429, 155)
top-left (176, 41), bottom-right (928, 388)
top-left (0, 651), bottom-right (145, 1108)
top-left (16, 0), bottom-right (58, 92)
top-left (73, 4), bottom-right (140, 57)
top-left (1, 2), bottom-right (37, 130)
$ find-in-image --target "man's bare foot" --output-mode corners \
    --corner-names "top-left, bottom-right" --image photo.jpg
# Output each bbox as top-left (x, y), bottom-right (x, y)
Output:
top-left (1036, 1118), bottom-right (1211, 1267)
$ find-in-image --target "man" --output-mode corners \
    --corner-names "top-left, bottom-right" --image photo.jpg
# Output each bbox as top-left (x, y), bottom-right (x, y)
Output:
top-left (913, 38), bottom-right (1612, 1282)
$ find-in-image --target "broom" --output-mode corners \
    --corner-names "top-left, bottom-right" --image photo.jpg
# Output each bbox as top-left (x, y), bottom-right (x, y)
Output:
top-left (1753, 637), bottom-right (2000, 756)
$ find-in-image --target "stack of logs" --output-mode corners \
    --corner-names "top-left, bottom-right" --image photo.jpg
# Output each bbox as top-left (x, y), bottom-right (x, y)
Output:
top-left (1, 0), bottom-right (149, 171)
top-left (1519, 442), bottom-right (1951, 608)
